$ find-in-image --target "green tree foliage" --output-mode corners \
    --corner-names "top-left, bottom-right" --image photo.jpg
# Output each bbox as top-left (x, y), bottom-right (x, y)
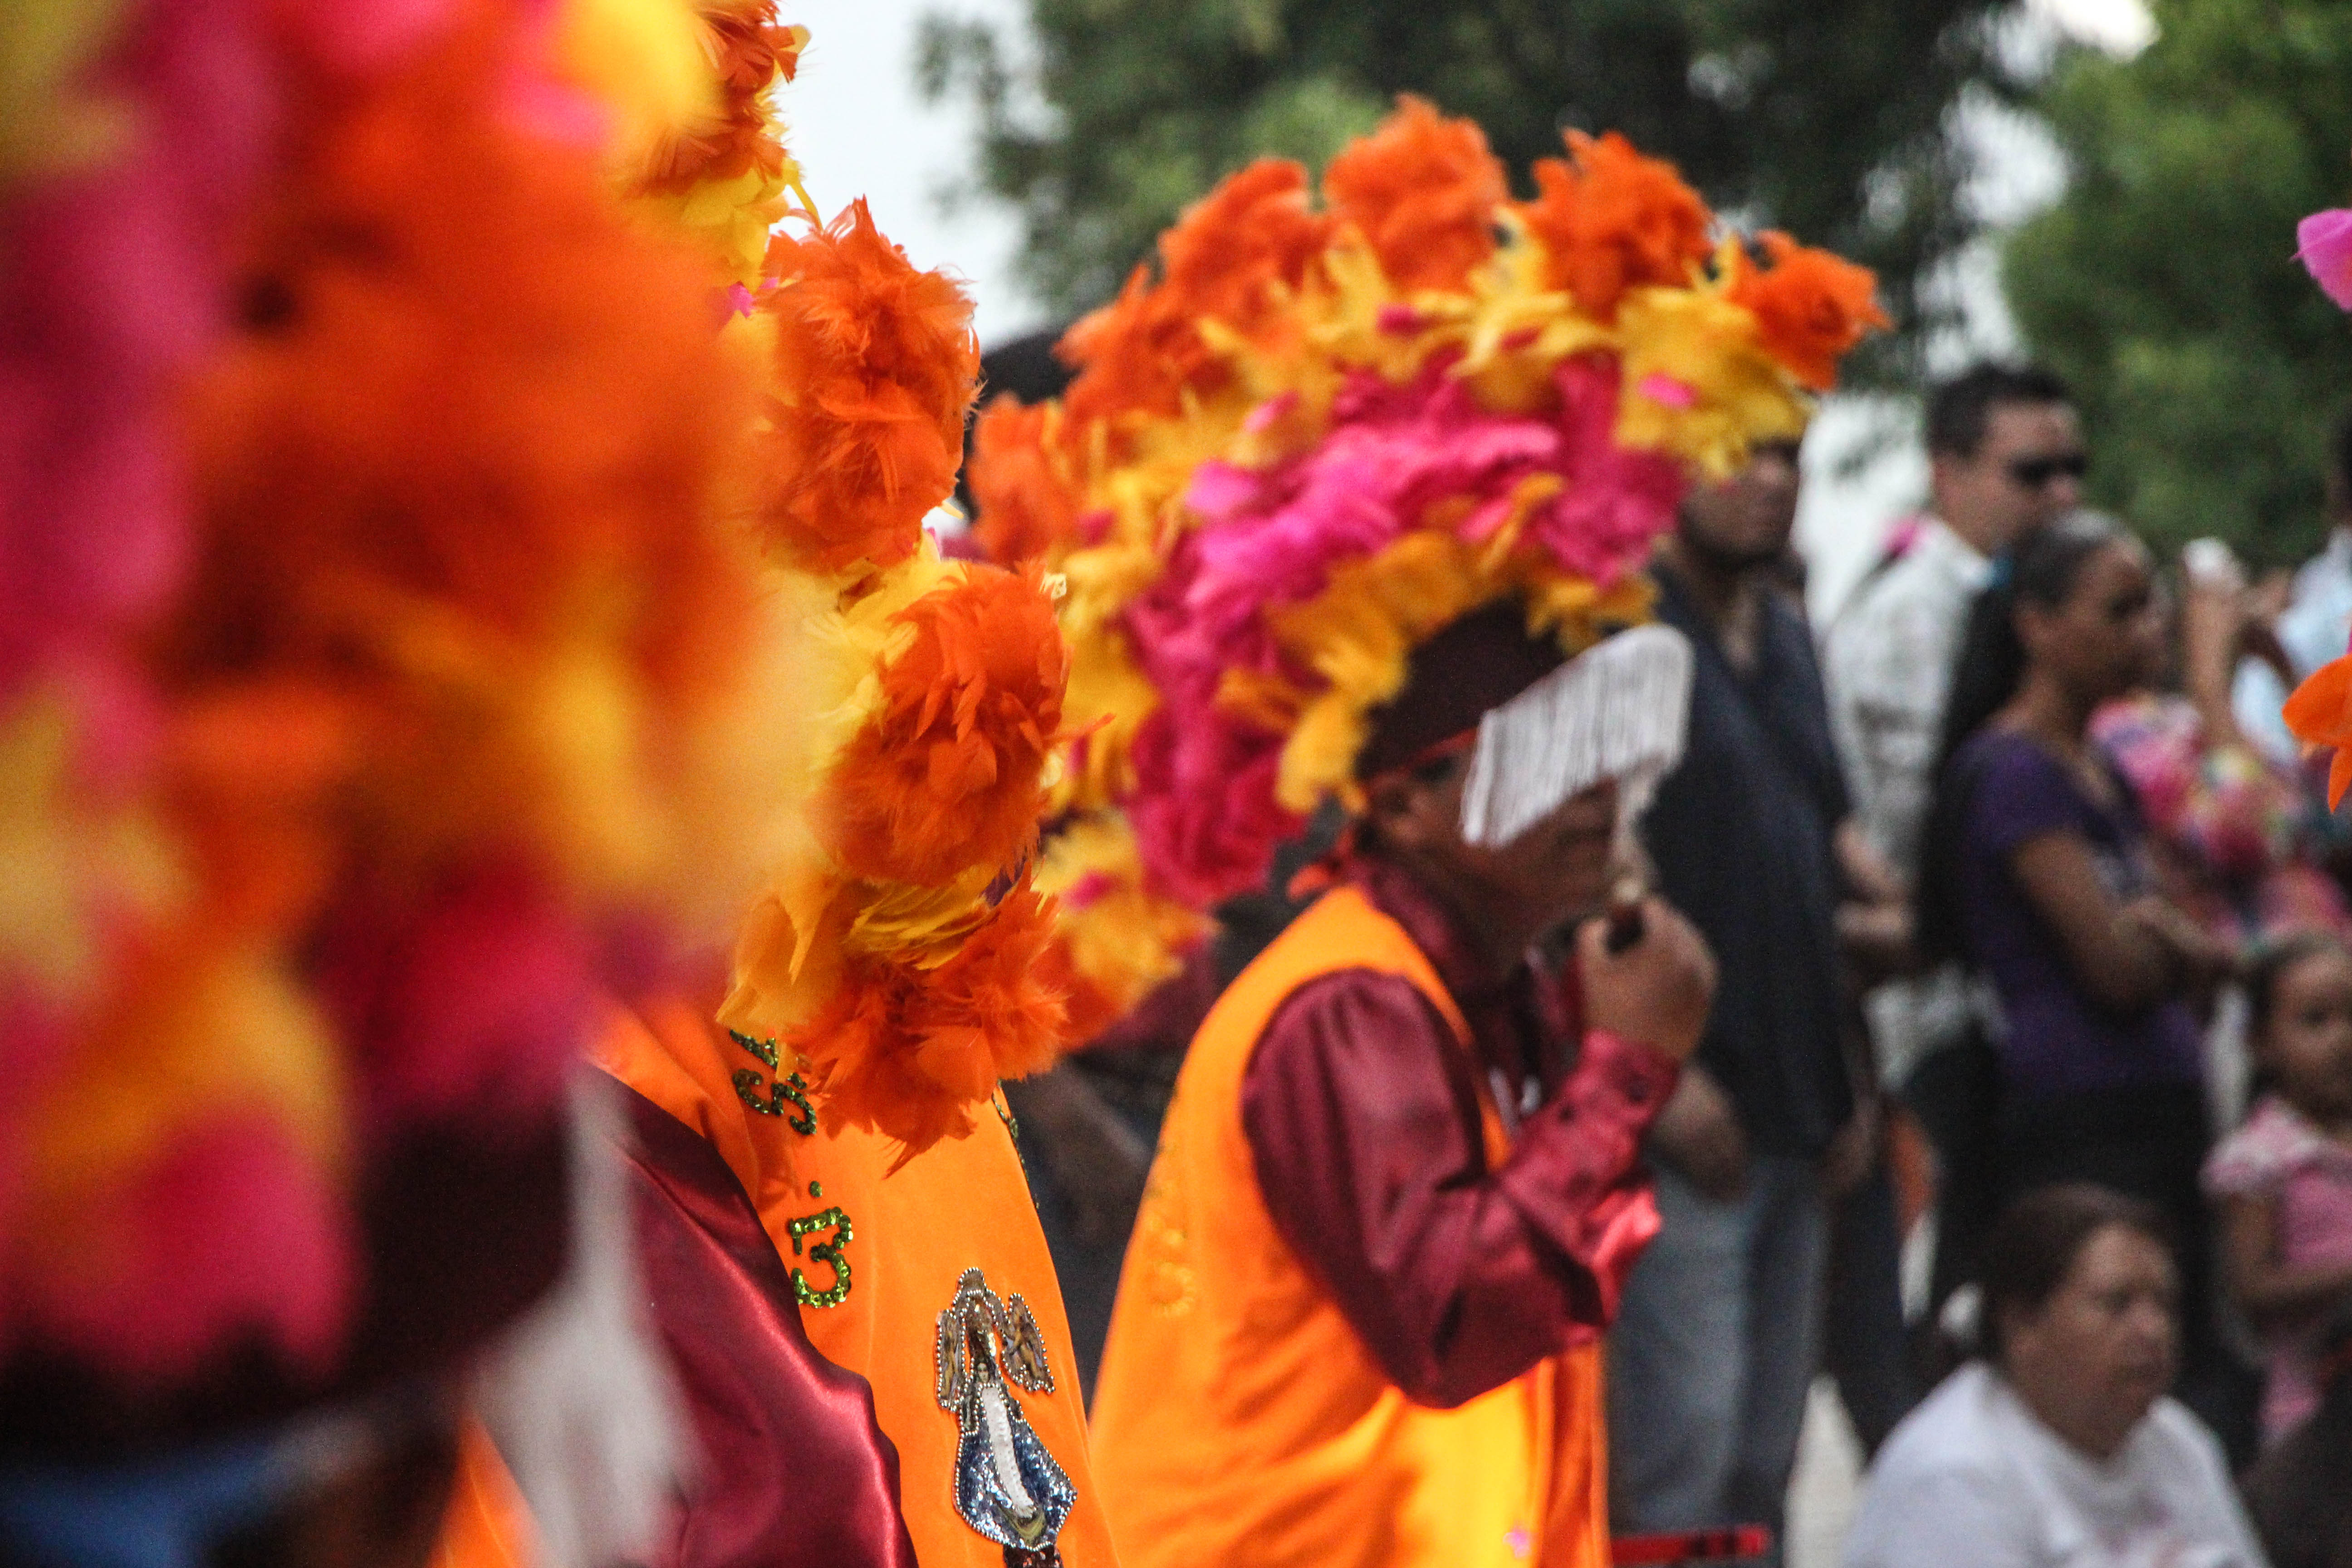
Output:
top-left (2004, 0), bottom-right (2352, 564)
top-left (919, 0), bottom-right (2021, 375)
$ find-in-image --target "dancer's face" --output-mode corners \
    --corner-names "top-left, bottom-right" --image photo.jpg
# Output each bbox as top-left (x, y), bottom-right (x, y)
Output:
top-left (1369, 757), bottom-right (1621, 936)
top-left (1678, 439), bottom-right (1802, 571)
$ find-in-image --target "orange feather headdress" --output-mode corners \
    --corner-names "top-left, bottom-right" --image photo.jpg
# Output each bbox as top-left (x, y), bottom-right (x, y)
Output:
top-left (621, 1), bottom-right (1078, 1161)
top-left (0, 0), bottom-right (786, 1393)
top-left (970, 98), bottom-right (1888, 1038)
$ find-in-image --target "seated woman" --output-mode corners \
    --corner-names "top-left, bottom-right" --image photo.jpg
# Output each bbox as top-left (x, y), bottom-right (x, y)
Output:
top-left (1917, 512), bottom-right (2237, 1419)
top-left (1842, 1184), bottom-right (2263, 1568)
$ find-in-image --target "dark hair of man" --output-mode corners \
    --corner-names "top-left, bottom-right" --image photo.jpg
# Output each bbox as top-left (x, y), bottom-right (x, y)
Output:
top-left (1978, 1183), bottom-right (2171, 1364)
top-left (1911, 511), bottom-right (2126, 964)
top-left (1924, 363), bottom-right (2075, 461)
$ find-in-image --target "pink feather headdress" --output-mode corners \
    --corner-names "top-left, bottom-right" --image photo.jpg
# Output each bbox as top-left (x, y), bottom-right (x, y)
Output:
top-left (968, 98), bottom-right (1886, 1038)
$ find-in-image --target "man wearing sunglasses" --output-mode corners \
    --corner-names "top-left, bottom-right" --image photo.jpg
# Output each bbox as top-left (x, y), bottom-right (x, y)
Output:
top-left (1823, 365), bottom-right (2082, 1084)
top-left (1819, 365), bottom-right (2085, 1369)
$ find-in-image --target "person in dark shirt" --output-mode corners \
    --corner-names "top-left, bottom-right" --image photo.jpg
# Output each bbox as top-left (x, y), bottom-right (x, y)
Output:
top-left (1610, 439), bottom-right (1907, 1559)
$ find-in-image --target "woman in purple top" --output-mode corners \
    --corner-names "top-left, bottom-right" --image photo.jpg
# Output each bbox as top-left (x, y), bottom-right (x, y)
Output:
top-left (1954, 724), bottom-right (2207, 1102)
top-left (1919, 511), bottom-right (2239, 1434)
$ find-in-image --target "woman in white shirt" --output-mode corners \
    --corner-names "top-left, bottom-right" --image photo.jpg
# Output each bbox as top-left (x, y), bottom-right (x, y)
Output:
top-left (1844, 1184), bottom-right (2266, 1568)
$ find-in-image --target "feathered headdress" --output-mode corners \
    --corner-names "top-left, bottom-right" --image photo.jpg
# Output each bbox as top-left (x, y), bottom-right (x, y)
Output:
top-left (969, 98), bottom-right (1886, 1036)
top-left (621, 1), bottom-right (1078, 1162)
top-left (0, 4), bottom-right (1075, 1542)
top-left (0, 0), bottom-right (793, 1403)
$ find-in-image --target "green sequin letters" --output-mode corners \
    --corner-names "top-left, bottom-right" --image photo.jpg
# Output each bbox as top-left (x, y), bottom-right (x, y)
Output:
top-left (730, 1068), bottom-right (816, 1134)
top-left (787, 1206), bottom-right (853, 1308)
top-left (727, 1029), bottom-right (780, 1070)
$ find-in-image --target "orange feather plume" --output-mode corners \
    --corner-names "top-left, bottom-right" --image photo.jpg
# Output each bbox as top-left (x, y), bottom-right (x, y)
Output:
top-left (1058, 158), bottom-right (1333, 436)
top-left (968, 397), bottom-right (1081, 565)
top-left (1047, 960), bottom-right (1123, 1051)
top-left (2284, 654), bottom-right (2352, 808)
top-left (1156, 157), bottom-right (1337, 329)
top-left (1517, 129), bottom-right (1713, 320)
top-left (821, 564), bottom-right (1070, 887)
top-left (1726, 230), bottom-right (1889, 392)
top-left (175, 28), bottom-right (753, 891)
top-left (182, 37), bottom-right (745, 674)
top-left (633, 3), bottom-right (807, 196)
top-left (755, 200), bottom-right (980, 575)
top-left (791, 879), bottom-right (1068, 1163)
top-left (1321, 96), bottom-right (1506, 294)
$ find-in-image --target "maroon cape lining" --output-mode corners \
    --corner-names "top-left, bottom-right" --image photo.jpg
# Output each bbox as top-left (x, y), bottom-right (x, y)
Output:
top-left (612, 1074), bottom-right (918, 1568)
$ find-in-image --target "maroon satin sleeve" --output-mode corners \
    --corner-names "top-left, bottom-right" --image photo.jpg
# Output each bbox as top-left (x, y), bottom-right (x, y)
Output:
top-left (612, 1078), bottom-right (919, 1568)
top-left (1240, 974), bottom-right (1675, 1410)
top-left (1500, 1027), bottom-right (1678, 1328)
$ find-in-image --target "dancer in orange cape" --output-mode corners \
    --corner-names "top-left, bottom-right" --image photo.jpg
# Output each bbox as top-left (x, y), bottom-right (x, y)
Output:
top-left (435, 4), bottom-right (1117, 1564)
top-left (968, 101), bottom-right (1886, 1568)
top-left (1091, 622), bottom-right (1714, 1568)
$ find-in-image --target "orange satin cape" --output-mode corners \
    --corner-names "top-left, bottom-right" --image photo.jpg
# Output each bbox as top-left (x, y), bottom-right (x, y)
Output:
top-left (594, 995), bottom-right (1120, 1568)
top-left (1088, 886), bottom-right (1612, 1568)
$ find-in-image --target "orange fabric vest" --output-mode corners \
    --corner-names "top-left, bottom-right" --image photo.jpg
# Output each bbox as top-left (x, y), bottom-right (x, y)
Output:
top-left (597, 998), bottom-right (1121, 1568)
top-left (1088, 887), bottom-right (1612, 1568)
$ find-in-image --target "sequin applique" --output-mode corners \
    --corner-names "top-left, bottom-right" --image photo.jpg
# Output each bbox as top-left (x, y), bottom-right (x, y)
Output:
top-left (936, 1268), bottom-right (1076, 1566)
top-left (784, 1205), bottom-right (853, 1308)
top-left (728, 1028), bottom-right (780, 1070)
top-left (727, 1030), bottom-right (816, 1133)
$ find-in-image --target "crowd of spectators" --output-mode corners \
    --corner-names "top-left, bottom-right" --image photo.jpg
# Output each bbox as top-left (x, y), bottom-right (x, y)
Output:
top-left (1612, 436), bottom-right (1906, 1553)
top-left (1816, 367), bottom-right (2352, 1568)
top-left (996, 349), bottom-right (2352, 1565)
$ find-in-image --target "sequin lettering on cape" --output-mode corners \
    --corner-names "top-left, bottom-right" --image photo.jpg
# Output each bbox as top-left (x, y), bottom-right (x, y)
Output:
top-left (727, 1030), bottom-right (816, 1132)
top-left (728, 1028), bottom-right (781, 1070)
top-left (785, 1205), bottom-right (853, 1308)
top-left (936, 1268), bottom-right (1077, 1565)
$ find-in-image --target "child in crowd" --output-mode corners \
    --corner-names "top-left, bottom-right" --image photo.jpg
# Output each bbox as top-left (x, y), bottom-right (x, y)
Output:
top-left (2206, 931), bottom-right (2352, 1443)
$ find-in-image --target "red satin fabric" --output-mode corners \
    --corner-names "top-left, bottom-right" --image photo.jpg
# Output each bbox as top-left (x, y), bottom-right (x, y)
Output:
top-left (1240, 852), bottom-right (1675, 1407)
top-left (613, 1078), bottom-right (918, 1568)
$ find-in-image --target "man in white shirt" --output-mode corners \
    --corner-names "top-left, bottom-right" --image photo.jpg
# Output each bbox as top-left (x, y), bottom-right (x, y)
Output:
top-left (1825, 365), bottom-right (2086, 984)
top-left (1823, 367), bottom-right (2085, 1107)
top-left (2233, 416), bottom-right (2352, 764)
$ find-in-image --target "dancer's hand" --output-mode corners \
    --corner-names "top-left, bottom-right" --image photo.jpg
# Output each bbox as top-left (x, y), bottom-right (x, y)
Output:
top-left (1578, 894), bottom-right (1715, 1062)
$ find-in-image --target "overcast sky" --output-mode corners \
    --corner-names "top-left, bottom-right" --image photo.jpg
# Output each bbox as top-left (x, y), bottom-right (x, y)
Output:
top-left (783, 0), bottom-right (1045, 348)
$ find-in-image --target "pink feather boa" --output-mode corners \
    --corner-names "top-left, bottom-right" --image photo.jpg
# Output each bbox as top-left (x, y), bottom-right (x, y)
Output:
top-left (1122, 356), bottom-right (1682, 906)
